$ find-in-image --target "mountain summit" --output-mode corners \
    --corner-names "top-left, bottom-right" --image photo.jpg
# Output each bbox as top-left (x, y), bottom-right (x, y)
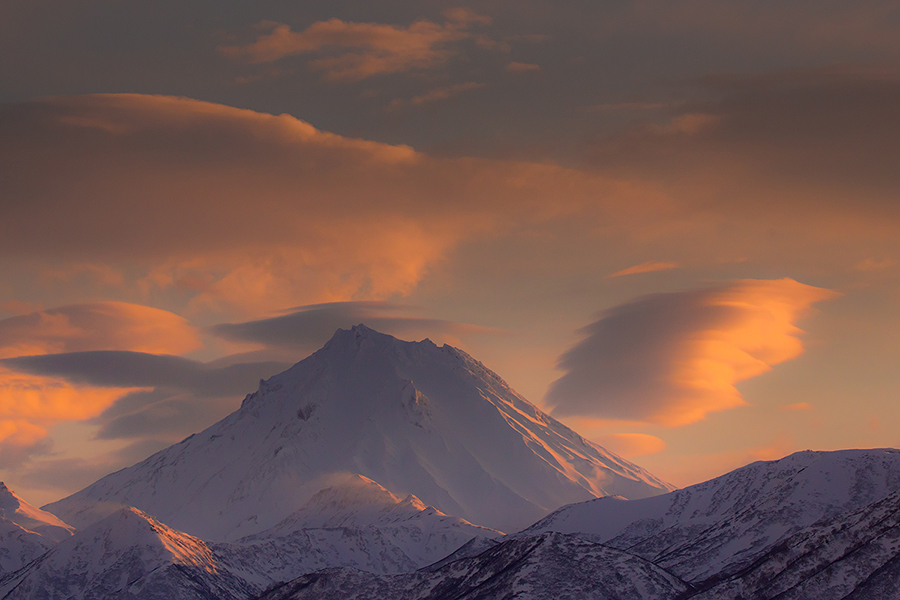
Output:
top-left (45, 325), bottom-right (672, 539)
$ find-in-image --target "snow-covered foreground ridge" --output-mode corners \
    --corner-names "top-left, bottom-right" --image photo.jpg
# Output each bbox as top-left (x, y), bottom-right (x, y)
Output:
top-left (525, 448), bottom-right (900, 581)
top-left (6, 448), bottom-right (900, 599)
top-left (0, 483), bottom-right (75, 576)
top-left (257, 448), bottom-right (900, 600)
top-left (44, 324), bottom-right (672, 539)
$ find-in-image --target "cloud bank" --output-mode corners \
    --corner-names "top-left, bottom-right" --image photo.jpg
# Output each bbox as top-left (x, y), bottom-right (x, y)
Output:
top-left (546, 279), bottom-right (837, 426)
top-left (0, 302), bottom-right (204, 463)
top-left (0, 93), bottom-right (632, 316)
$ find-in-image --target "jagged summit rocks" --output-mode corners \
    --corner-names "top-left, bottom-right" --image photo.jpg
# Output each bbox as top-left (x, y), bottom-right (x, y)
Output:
top-left (44, 324), bottom-right (672, 540)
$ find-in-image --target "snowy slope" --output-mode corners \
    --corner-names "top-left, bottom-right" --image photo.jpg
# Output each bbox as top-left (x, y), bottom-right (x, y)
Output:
top-left (45, 325), bottom-right (672, 539)
top-left (0, 483), bottom-right (74, 575)
top-left (690, 487), bottom-right (900, 599)
top-left (525, 448), bottom-right (900, 581)
top-left (217, 474), bottom-right (501, 586)
top-left (0, 508), bottom-right (257, 600)
top-left (0, 483), bottom-right (73, 543)
top-left (0, 485), bottom-right (498, 600)
top-left (256, 532), bottom-right (689, 600)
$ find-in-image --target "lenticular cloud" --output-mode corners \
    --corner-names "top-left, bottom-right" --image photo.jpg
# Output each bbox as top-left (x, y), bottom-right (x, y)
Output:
top-left (546, 279), bottom-right (837, 426)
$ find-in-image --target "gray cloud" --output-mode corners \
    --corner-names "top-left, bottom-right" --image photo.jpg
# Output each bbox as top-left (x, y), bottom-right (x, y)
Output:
top-left (587, 65), bottom-right (900, 221)
top-left (209, 301), bottom-right (503, 350)
top-left (2, 351), bottom-right (291, 441)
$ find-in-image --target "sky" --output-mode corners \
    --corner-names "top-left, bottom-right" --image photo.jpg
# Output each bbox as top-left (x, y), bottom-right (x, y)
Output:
top-left (2, 0), bottom-right (900, 506)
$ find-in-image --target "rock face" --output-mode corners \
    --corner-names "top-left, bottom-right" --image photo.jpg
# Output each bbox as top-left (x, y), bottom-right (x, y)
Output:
top-left (0, 483), bottom-right (75, 575)
top-left (45, 325), bottom-right (671, 539)
top-left (255, 532), bottom-right (690, 600)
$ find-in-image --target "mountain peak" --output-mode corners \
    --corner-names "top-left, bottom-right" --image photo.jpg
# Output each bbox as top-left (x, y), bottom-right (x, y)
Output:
top-left (0, 482), bottom-right (73, 539)
top-left (0, 482), bottom-right (19, 511)
top-left (46, 326), bottom-right (672, 540)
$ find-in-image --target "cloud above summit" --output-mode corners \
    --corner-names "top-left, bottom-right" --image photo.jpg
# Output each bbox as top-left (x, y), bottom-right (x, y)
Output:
top-left (209, 301), bottom-right (503, 352)
top-left (546, 279), bottom-right (838, 426)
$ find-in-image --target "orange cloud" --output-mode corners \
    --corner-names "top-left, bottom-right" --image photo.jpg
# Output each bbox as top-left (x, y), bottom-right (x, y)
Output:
top-left (411, 82), bottom-right (486, 105)
top-left (506, 62), bottom-right (541, 73)
top-left (0, 366), bottom-right (143, 463)
top-left (0, 301), bottom-right (201, 459)
top-left (856, 258), bottom-right (895, 272)
top-left (594, 433), bottom-right (666, 458)
top-left (219, 11), bottom-right (491, 81)
top-left (0, 94), bottom-right (642, 317)
top-left (606, 261), bottom-right (680, 278)
top-left (0, 302), bottom-right (201, 359)
top-left (547, 279), bottom-right (838, 426)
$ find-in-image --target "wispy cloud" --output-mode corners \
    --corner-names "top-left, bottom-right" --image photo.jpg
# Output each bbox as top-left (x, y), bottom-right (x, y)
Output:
top-left (546, 279), bottom-right (838, 426)
top-left (218, 10), bottom-right (493, 81)
top-left (506, 62), bottom-right (541, 73)
top-left (0, 94), bottom-right (637, 317)
top-left (589, 102), bottom-right (666, 111)
top-left (781, 402), bottom-right (813, 411)
top-left (606, 261), bottom-right (680, 278)
top-left (411, 82), bottom-right (486, 105)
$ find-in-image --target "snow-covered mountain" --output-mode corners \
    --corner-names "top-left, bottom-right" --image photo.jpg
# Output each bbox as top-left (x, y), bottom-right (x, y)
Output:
top-left (255, 532), bottom-right (689, 600)
top-left (690, 487), bottom-right (900, 599)
top-left (218, 474), bottom-right (500, 586)
top-left (0, 480), bottom-right (498, 600)
top-left (0, 483), bottom-right (74, 575)
top-left (525, 448), bottom-right (900, 581)
top-left (45, 325), bottom-right (672, 539)
top-left (0, 507), bottom-right (257, 600)
top-left (252, 449), bottom-right (900, 600)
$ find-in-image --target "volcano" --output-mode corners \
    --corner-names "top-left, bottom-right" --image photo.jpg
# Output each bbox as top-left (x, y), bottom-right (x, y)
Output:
top-left (45, 325), bottom-right (671, 540)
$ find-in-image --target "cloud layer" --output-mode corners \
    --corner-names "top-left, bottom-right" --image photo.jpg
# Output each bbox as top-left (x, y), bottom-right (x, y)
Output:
top-left (0, 302), bottom-right (200, 359)
top-left (0, 93), bottom-right (634, 317)
top-left (546, 279), bottom-right (837, 426)
top-left (219, 10), bottom-right (491, 81)
top-left (0, 302), bottom-right (201, 462)
top-left (210, 301), bottom-right (501, 351)
top-left (2, 351), bottom-right (290, 442)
